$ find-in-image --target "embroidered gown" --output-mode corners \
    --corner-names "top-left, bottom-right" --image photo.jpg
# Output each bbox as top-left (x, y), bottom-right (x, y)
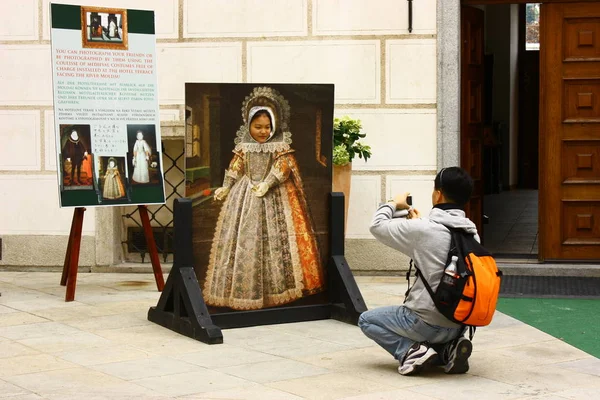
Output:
top-left (203, 148), bottom-right (325, 310)
top-left (132, 139), bottom-right (151, 183)
top-left (103, 164), bottom-right (126, 200)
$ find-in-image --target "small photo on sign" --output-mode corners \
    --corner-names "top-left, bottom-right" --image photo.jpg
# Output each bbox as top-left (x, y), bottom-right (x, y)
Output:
top-left (81, 6), bottom-right (128, 50)
top-left (126, 124), bottom-right (162, 186)
top-left (59, 124), bottom-right (94, 190)
top-left (97, 156), bottom-right (129, 203)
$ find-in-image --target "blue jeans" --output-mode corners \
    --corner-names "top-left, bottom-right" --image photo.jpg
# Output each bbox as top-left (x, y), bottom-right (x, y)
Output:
top-left (358, 305), bottom-right (463, 362)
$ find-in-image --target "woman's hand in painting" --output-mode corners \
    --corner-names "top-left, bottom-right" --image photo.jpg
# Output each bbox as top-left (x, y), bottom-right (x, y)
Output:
top-left (214, 187), bottom-right (230, 201)
top-left (252, 182), bottom-right (269, 197)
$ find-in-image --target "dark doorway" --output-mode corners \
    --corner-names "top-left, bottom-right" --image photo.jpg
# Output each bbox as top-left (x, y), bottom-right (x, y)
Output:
top-left (462, 3), bottom-right (540, 259)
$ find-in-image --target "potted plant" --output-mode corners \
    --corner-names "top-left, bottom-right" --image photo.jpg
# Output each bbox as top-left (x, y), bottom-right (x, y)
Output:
top-left (332, 116), bottom-right (372, 228)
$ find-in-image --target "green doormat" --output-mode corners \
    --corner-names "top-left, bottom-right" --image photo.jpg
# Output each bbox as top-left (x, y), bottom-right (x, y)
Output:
top-left (497, 298), bottom-right (600, 358)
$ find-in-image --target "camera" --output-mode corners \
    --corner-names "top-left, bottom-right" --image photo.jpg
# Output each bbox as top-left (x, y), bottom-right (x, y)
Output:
top-left (380, 195), bottom-right (413, 218)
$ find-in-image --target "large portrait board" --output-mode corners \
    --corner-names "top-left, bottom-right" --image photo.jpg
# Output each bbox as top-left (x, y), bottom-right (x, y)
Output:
top-left (50, 3), bottom-right (165, 207)
top-left (185, 83), bottom-right (334, 313)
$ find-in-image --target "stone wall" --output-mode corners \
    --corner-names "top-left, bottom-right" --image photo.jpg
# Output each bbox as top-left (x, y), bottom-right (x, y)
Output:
top-left (0, 0), bottom-right (439, 272)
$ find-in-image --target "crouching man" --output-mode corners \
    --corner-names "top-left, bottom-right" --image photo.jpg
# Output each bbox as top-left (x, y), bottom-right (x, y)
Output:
top-left (359, 167), bottom-right (477, 376)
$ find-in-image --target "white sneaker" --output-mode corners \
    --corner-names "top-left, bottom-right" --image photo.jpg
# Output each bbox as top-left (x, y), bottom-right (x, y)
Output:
top-left (398, 343), bottom-right (438, 376)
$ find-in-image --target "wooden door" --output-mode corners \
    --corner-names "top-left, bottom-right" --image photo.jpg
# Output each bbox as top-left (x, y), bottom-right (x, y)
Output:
top-left (540, 2), bottom-right (600, 260)
top-left (461, 6), bottom-right (485, 235)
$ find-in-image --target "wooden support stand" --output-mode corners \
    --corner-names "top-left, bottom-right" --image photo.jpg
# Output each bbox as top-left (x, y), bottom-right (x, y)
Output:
top-left (138, 205), bottom-right (165, 292)
top-left (60, 205), bottom-right (165, 302)
top-left (60, 207), bottom-right (85, 302)
top-left (148, 193), bottom-right (367, 344)
top-left (148, 198), bottom-right (223, 344)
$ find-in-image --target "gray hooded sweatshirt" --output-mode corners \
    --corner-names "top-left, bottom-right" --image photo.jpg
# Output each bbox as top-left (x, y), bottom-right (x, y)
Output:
top-left (369, 204), bottom-right (480, 328)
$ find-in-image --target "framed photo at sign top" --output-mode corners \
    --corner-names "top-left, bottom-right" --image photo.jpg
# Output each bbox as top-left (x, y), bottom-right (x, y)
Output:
top-left (81, 6), bottom-right (128, 50)
top-left (50, 2), bottom-right (164, 207)
top-left (185, 83), bottom-right (334, 315)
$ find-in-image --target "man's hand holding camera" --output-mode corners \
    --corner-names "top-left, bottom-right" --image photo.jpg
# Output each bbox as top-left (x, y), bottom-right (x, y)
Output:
top-left (389, 192), bottom-right (421, 220)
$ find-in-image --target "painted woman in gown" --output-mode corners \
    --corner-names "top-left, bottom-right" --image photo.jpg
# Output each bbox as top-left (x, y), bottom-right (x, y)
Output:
top-left (102, 157), bottom-right (126, 200)
top-left (108, 20), bottom-right (117, 38)
top-left (132, 130), bottom-right (151, 183)
top-left (107, 15), bottom-right (120, 39)
top-left (204, 86), bottom-right (326, 310)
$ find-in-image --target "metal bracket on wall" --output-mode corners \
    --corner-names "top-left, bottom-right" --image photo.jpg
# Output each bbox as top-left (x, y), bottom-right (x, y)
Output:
top-left (408, 0), bottom-right (413, 33)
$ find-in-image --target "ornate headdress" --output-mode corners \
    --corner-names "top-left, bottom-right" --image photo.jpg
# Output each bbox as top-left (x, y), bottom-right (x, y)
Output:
top-left (234, 86), bottom-right (292, 153)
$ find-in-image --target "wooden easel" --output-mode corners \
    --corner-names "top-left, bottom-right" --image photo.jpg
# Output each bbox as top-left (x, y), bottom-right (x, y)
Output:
top-left (60, 205), bottom-right (165, 302)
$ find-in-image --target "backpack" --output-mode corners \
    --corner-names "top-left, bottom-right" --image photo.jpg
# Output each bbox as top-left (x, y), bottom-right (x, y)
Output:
top-left (406, 228), bottom-right (503, 333)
